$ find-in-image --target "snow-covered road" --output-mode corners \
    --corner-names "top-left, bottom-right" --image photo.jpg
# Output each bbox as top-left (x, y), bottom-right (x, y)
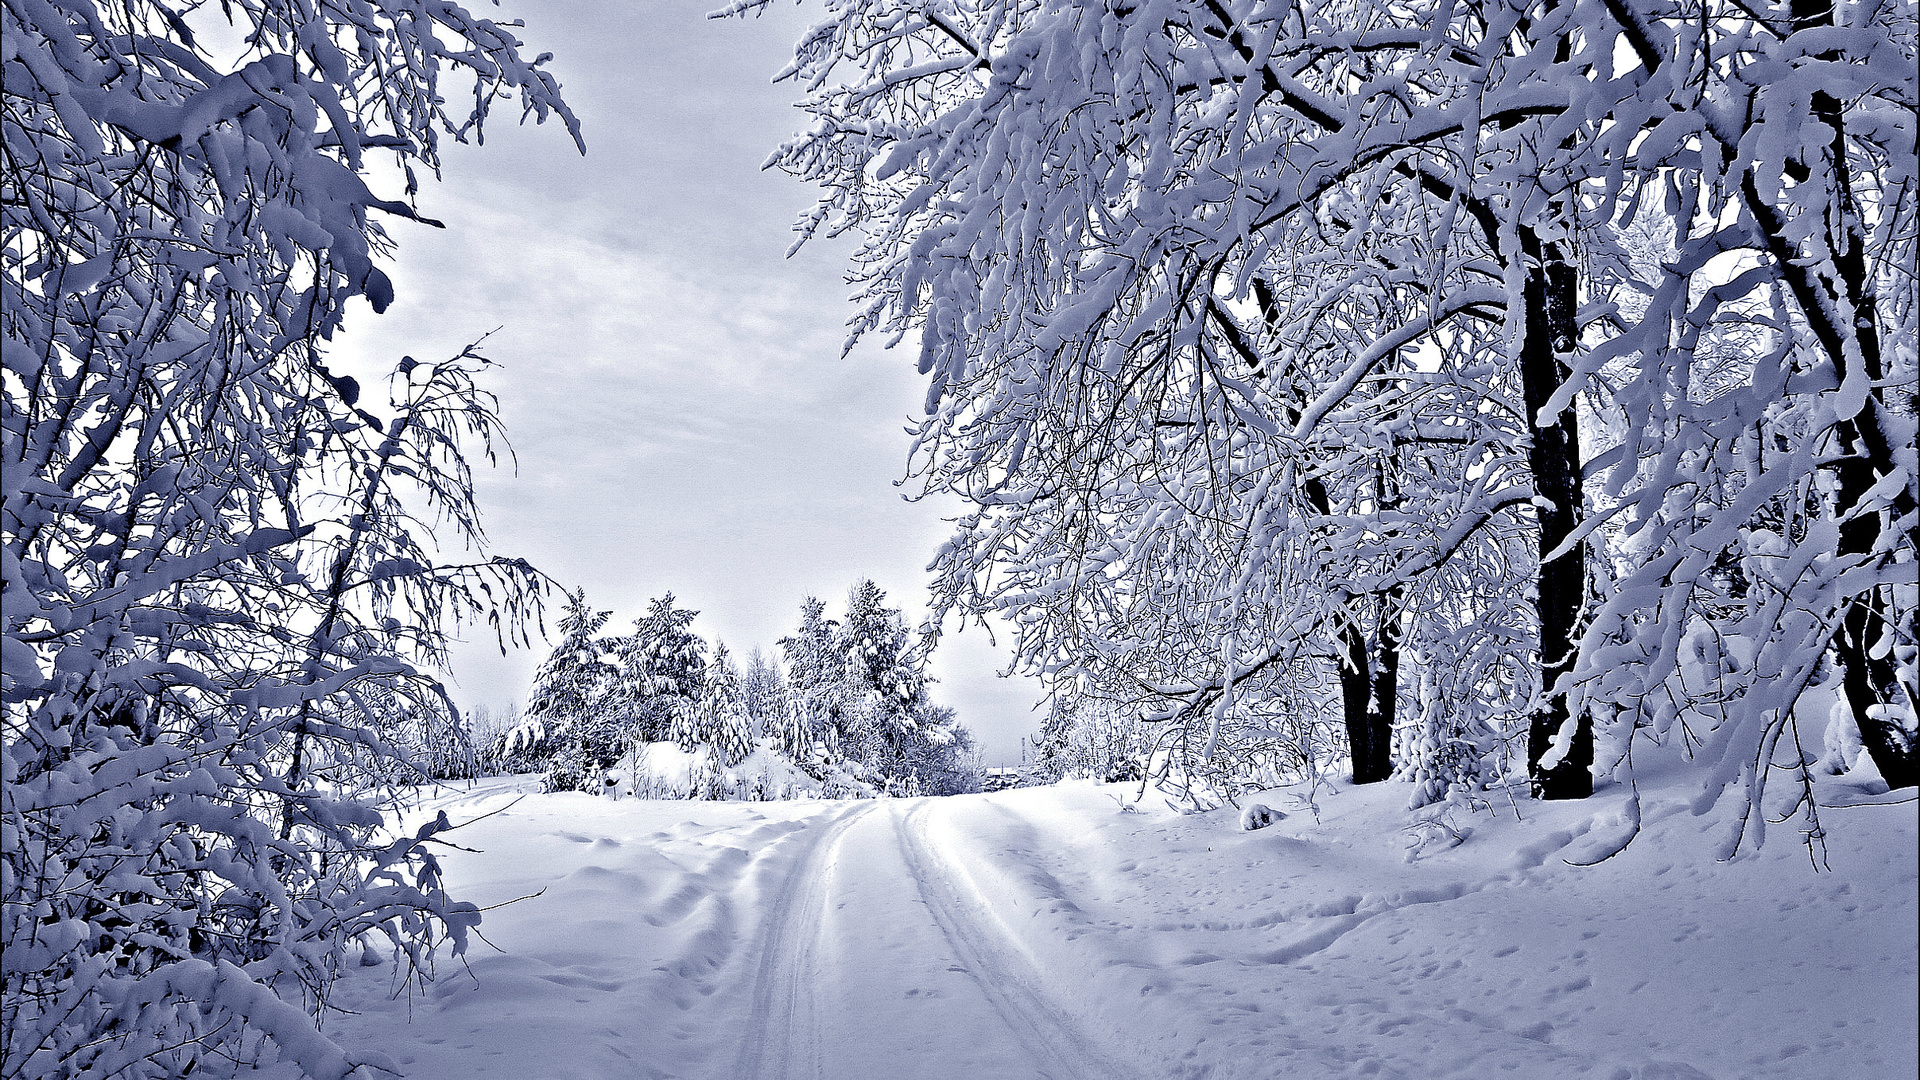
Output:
top-left (326, 772), bottom-right (1917, 1080)
top-left (731, 800), bottom-right (1137, 1080)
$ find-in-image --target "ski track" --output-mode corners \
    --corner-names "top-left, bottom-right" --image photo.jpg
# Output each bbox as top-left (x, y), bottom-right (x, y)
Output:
top-left (893, 799), bottom-right (1144, 1080)
top-left (733, 800), bottom-right (879, 1080)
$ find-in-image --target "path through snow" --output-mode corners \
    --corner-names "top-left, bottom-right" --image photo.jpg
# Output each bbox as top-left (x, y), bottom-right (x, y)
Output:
top-left (327, 770), bottom-right (1917, 1080)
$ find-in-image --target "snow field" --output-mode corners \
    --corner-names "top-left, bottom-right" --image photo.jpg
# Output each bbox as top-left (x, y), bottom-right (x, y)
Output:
top-left (328, 769), bottom-right (1917, 1080)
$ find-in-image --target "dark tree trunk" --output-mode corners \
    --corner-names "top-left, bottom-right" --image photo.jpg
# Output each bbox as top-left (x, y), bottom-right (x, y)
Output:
top-left (1302, 468), bottom-right (1400, 785)
top-left (1520, 252), bottom-right (1592, 800)
top-left (1840, 593), bottom-right (1917, 788)
top-left (1335, 594), bottom-right (1403, 785)
top-left (1365, 583), bottom-right (1405, 783)
top-left (1337, 604), bottom-right (1399, 785)
top-left (1782, 2), bottom-right (1920, 788)
top-left (1826, 243), bottom-right (1917, 789)
top-left (1366, 469), bottom-right (1407, 784)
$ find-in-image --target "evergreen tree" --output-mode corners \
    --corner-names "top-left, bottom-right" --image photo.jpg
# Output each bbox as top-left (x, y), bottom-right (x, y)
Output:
top-left (841, 580), bottom-right (928, 717)
top-left (665, 697), bottom-right (704, 753)
top-left (838, 580), bottom-right (930, 788)
top-left (779, 596), bottom-right (846, 765)
top-left (700, 644), bottom-right (756, 767)
top-left (617, 593), bottom-right (708, 743)
top-left (1033, 697), bottom-right (1079, 781)
top-left (834, 581), bottom-right (981, 794)
top-left (515, 589), bottom-right (622, 792)
top-left (742, 648), bottom-right (790, 739)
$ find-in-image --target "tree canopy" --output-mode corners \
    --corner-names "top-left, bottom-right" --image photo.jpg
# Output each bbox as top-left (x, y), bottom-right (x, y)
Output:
top-left (734, 0), bottom-right (1917, 838)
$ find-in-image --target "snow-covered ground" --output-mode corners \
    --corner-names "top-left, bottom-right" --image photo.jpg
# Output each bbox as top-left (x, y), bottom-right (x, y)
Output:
top-left (327, 767), bottom-right (1917, 1080)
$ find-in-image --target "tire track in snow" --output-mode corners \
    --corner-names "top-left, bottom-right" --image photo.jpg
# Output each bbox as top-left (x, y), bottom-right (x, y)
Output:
top-left (733, 800), bottom-right (880, 1080)
top-left (893, 799), bottom-right (1144, 1080)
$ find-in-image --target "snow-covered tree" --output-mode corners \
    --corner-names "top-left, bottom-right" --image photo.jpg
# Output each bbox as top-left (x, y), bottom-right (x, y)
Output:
top-left (3, 0), bottom-right (578, 1070)
top-left (837, 580), bottom-right (979, 794)
top-left (741, 0), bottom-right (1917, 835)
top-left (779, 595), bottom-right (847, 762)
top-left (1035, 694), bottom-right (1151, 785)
top-left (617, 593), bottom-right (709, 744)
top-left (837, 579), bottom-right (929, 789)
top-left (742, 646), bottom-right (790, 738)
top-left (840, 581), bottom-right (926, 713)
top-left (1535, 0), bottom-right (1920, 832)
top-left (514, 589), bottom-right (625, 791)
top-left (773, 585), bottom-right (978, 793)
top-left (678, 642), bottom-right (754, 766)
top-left (895, 703), bottom-right (982, 796)
top-left (730, 0), bottom-right (1565, 796)
top-left (468, 701), bottom-right (536, 776)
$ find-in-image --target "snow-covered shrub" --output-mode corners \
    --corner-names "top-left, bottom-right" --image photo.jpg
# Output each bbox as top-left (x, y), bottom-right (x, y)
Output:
top-left (1035, 696), bottom-right (1151, 784)
top-left (1821, 701), bottom-right (1870, 777)
top-left (4, 345), bottom-right (539, 1077)
top-left (1394, 625), bottom-right (1526, 810)
top-left (1239, 803), bottom-right (1283, 831)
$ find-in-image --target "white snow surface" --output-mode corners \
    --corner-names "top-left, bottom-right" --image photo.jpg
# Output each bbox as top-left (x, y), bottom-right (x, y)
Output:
top-left (328, 767), bottom-right (1917, 1080)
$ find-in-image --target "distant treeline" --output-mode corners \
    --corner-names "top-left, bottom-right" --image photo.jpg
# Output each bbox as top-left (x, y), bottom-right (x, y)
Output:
top-left (496, 580), bottom-right (980, 798)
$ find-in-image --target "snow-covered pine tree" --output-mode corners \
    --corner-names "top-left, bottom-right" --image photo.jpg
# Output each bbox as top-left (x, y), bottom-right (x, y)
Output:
top-left (665, 696), bottom-right (703, 752)
top-left (841, 581), bottom-right (926, 711)
top-left (742, 647), bottom-right (790, 740)
top-left (765, 693), bottom-right (816, 769)
top-left (617, 593), bottom-right (708, 744)
top-left (835, 580), bottom-right (982, 794)
top-left (837, 580), bottom-right (925, 788)
top-left (515, 589), bottom-right (623, 791)
top-left (1033, 696), bottom-right (1078, 782)
top-left (700, 644), bottom-right (756, 767)
top-left (779, 596), bottom-right (846, 766)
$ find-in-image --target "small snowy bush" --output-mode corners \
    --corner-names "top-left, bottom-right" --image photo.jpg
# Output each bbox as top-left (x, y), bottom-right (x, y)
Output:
top-left (1239, 803), bottom-right (1283, 831)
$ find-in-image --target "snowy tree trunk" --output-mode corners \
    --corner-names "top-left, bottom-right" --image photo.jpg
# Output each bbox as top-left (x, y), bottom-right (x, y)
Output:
top-left (1338, 585), bottom-right (1403, 786)
top-left (1772, 0), bottom-right (1919, 792)
top-left (1300, 459), bottom-right (1399, 785)
top-left (1521, 253), bottom-right (1592, 800)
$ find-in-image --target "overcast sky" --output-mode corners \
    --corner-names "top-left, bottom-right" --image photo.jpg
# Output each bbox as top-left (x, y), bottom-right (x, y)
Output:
top-left (328, 0), bottom-right (1046, 764)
